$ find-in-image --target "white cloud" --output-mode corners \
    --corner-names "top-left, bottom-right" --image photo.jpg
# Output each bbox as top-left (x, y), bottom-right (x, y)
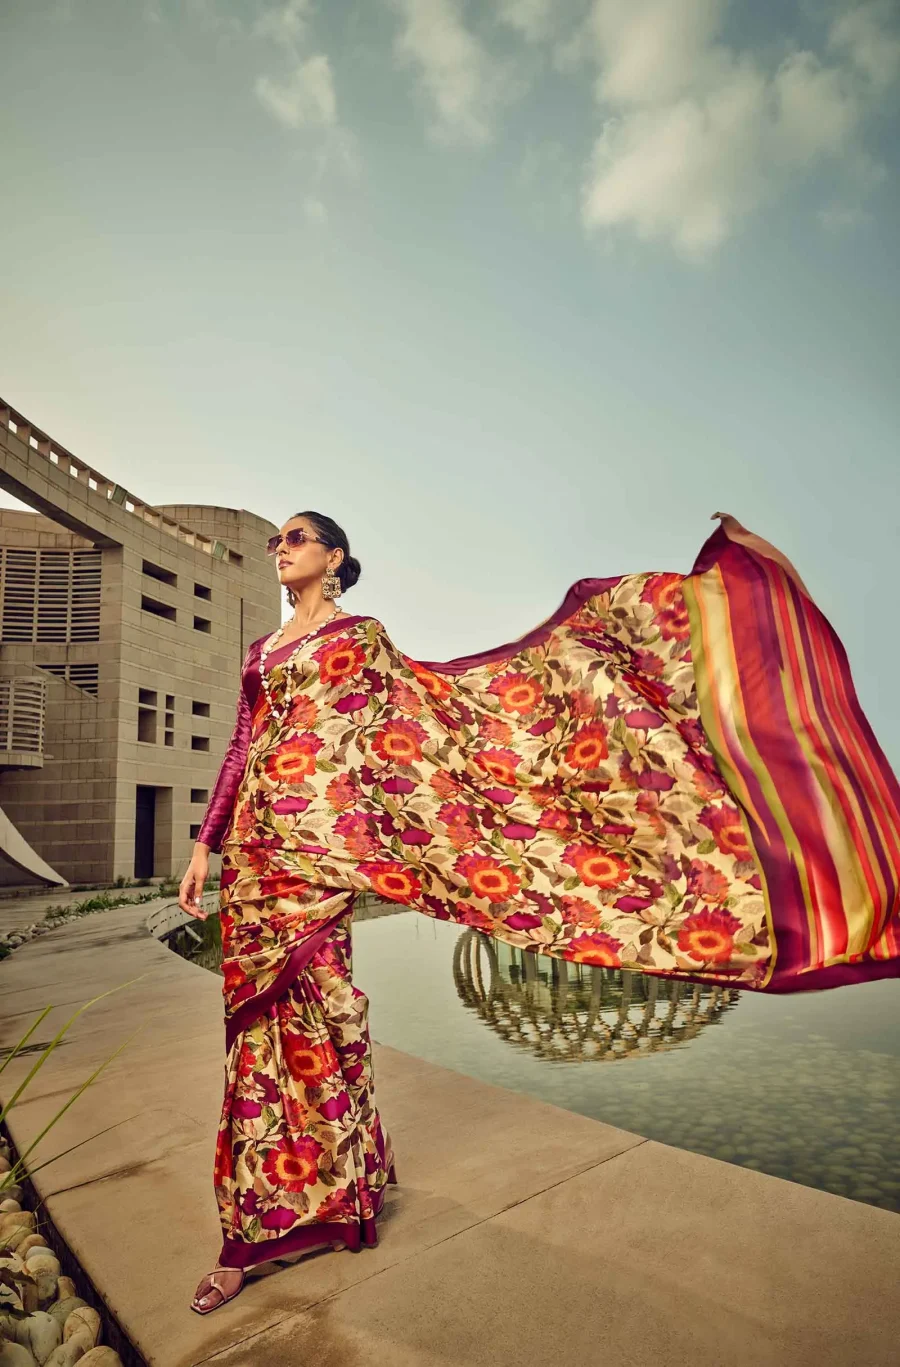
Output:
top-left (304, 196), bottom-right (328, 224)
top-left (495, 0), bottom-right (556, 43)
top-left (577, 0), bottom-right (897, 257)
top-left (255, 52), bottom-right (337, 129)
top-left (389, 0), bottom-right (502, 145)
top-left (829, 0), bottom-right (900, 90)
top-left (586, 0), bottom-right (725, 104)
top-left (254, 0), bottom-right (313, 51)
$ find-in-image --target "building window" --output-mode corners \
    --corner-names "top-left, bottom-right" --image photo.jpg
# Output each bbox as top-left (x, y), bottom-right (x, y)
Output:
top-left (193, 616), bottom-right (211, 633)
top-left (138, 708), bottom-right (156, 743)
top-left (142, 595), bottom-right (176, 623)
top-left (190, 788), bottom-right (209, 803)
top-left (37, 662), bottom-right (99, 696)
top-left (0, 547), bottom-right (101, 643)
top-left (138, 688), bottom-right (157, 743)
top-left (142, 559), bottom-right (177, 587)
top-left (191, 735), bottom-right (210, 752)
top-left (191, 700), bottom-right (210, 717)
top-left (164, 694), bottom-right (174, 746)
top-left (228, 550), bottom-right (243, 566)
top-left (189, 823), bottom-right (202, 840)
top-left (194, 583), bottom-right (211, 600)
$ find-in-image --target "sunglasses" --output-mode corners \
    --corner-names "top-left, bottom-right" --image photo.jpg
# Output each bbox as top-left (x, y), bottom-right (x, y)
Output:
top-left (266, 528), bottom-right (331, 556)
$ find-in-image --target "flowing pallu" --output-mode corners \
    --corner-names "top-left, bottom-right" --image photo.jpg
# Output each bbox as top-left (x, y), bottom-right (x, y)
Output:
top-left (200, 512), bottom-right (900, 1266)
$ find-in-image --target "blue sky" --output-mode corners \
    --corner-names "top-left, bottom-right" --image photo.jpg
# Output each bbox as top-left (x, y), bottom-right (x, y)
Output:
top-left (1, 0), bottom-right (898, 762)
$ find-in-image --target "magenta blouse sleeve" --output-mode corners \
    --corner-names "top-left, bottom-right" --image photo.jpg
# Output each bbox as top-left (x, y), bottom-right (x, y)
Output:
top-left (196, 649), bottom-right (255, 854)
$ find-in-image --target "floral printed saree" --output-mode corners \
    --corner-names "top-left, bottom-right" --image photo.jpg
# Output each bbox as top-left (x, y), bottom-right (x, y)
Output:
top-left (198, 512), bottom-right (900, 1268)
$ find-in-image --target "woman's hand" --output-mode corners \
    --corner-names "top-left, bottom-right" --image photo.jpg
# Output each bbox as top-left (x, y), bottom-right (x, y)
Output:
top-left (179, 844), bottom-right (211, 919)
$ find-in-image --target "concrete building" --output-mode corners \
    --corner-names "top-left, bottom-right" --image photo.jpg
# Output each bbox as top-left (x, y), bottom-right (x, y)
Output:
top-left (0, 397), bottom-right (280, 887)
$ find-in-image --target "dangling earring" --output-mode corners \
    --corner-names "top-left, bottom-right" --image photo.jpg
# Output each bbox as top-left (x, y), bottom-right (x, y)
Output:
top-left (321, 566), bottom-right (341, 600)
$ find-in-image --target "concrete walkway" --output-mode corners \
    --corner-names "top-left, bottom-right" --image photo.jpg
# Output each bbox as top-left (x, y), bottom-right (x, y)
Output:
top-left (0, 884), bottom-right (174, 939)
top-left (1, 905), bottom-right (898, 1367)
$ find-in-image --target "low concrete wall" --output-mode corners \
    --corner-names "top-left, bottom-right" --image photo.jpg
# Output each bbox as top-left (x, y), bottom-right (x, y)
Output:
top-left (1, 906), bottom-right (898, 1367)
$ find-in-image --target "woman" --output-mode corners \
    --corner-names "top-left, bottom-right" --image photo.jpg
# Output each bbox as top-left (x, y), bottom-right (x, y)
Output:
top-left (181, 509), bottom-right (900, 1313)
top-left (182, 513), bottom-right (396, 1314)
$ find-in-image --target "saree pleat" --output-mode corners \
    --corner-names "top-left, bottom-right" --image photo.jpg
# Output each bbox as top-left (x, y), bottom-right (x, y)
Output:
top-left (215, 885), bottom-right (395, 1268)
top-left (199, 512), bottom-right (899, 1268)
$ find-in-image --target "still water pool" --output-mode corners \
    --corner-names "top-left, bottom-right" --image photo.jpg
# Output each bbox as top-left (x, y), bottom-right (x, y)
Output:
top-left (169, 905), bottom-right (900, 1215)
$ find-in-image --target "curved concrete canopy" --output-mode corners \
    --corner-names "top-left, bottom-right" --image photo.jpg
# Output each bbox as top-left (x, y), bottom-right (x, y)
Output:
top-left (0, 804), bottom-right (68, 887)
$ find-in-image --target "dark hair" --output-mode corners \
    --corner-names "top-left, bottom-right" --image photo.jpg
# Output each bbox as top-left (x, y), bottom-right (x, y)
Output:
top-left (292, 510), bottom-right (361, 593)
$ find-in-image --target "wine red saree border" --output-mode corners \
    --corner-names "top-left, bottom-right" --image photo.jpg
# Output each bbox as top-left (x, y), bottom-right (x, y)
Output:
top-left (682, 514), bottom-right (900, 992)
top-left (220, 1169), bottom-right (395, 1268)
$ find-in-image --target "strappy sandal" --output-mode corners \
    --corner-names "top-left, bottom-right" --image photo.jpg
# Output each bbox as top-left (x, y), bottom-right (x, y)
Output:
top-left (191, 1265), bottom-right (246, 1315)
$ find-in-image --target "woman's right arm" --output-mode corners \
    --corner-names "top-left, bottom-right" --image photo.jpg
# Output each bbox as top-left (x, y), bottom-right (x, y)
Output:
top-left (178, 651), bottom-right (254, 916)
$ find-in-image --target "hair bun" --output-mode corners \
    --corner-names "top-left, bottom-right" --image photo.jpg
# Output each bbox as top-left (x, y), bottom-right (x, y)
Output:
top-left (340, 554), bottom-right (362, 591)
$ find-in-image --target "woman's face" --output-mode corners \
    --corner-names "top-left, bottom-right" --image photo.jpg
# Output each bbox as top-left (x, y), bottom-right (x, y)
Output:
top-left (274, 516), bottom-right (342, 593)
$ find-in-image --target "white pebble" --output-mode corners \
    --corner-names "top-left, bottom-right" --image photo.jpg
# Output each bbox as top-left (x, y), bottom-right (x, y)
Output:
top-left (17, 1311), bottom-right (62, 1365)
top-left (63, 1307), bottom-right (100, 1348)
top-left (0, 1342), bottom-right (39, 1367)
top-left (43, 1348), bottom-right (85, 1367)
top-left (25, 1253), bottom-right (61, 1277)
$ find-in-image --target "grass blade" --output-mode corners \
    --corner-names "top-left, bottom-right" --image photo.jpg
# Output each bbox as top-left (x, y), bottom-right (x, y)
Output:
top-left (0, 1005), bottom-right (53, 1079)
top-left (0, 974), bottom-right (148, 1128)
top-left (7, 1028), bottom-right (143, 1175)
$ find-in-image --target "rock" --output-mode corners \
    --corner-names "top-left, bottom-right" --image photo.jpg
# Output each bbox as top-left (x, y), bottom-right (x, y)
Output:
top-left (24, 1255), bottom-right (60, 1278)
top-left (0, 1212), bottom-right (36, 1248)
top-left (0, 1254), bottom-right (25, 1275)
top-left (15, 1237), bottom-right (49, 1261)
top-left (0, 1155), bottom-right (11, 1174)
top-left (55, 1279), bottom-right (77, 1302)
top-left (63, 1309), bottom-right (99, 1349)
top-left (0, 1343), bottom-right (39, 1367)
top-left (77, 1353), bottom-right (122, 1367)
top-left (6, 1229), bottom-right (41, 1257)
top-left (59, 1340), bottom-right (91, 1362)
top-left (36, 1272), bottom-right (59, 1307)
top-left (17, 1311), bottom-right (62, 1365)
top-left (46, 1298), bottom-right (88, 1330)
top-left (43, 1348), bottom-right (86, 1367)
top-left (0, 1200), bottom-right (21, 1213)
top-left (1, 1187), bottom-right (24, 1205)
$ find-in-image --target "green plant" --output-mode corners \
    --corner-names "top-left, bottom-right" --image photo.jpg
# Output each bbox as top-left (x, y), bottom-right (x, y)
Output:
top-left (0, 982), bottom-right (150, 1334)
top-left (0, 979), bottom-right (146, 1195)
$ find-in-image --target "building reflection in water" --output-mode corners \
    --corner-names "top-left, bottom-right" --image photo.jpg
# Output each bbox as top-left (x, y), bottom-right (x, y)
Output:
top-left (452, 929), bottom-right (739, 1063)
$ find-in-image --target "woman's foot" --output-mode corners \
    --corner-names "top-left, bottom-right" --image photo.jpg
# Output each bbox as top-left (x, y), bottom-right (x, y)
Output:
top-left (191, 1265), bottom-right (245, 1314)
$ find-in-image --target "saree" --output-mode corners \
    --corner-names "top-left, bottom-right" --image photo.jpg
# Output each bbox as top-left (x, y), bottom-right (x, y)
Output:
top-left (198, 512), bottom-right (900, 1266)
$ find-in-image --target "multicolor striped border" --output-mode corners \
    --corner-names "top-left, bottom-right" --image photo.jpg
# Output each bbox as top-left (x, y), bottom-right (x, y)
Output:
top-left (682, 514), bottom-right (900, 992)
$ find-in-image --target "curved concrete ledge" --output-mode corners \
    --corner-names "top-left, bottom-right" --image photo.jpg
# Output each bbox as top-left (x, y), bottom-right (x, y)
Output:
top-left (1, 906), bottom-right (898, 1367)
